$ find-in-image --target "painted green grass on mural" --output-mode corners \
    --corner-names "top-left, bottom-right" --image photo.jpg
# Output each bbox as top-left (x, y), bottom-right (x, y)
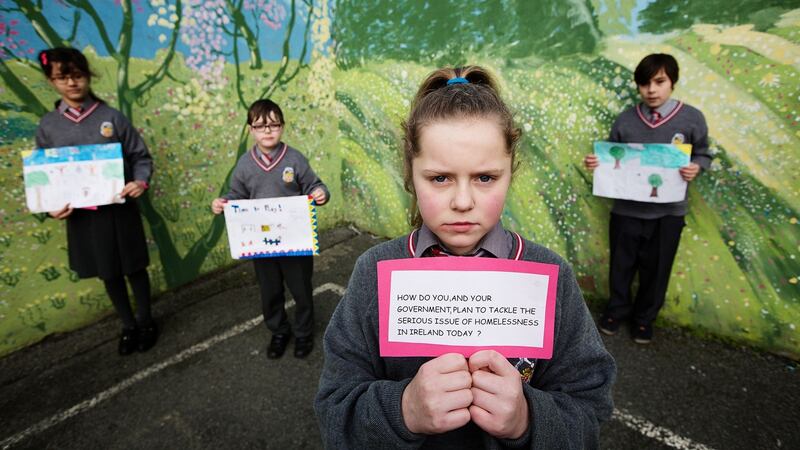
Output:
top-left (669, 32), bottom-right (800, 138)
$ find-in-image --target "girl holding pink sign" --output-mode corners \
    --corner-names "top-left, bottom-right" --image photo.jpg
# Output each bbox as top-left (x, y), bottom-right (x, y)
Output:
top-left (316, 66), bottom-right (616, 448)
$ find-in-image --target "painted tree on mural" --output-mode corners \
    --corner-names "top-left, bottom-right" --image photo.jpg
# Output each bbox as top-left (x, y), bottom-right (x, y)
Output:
top-left (333, 0), bottom-right (600, 68)
top-left (0, 0), bottom-right (313, 287)
top-left (639, 0), bottom-right (800, 33)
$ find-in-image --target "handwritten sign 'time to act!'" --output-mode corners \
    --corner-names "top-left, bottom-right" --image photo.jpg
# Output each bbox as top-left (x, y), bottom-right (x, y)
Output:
top-left (378, 257), bottom-right (559, 359)
top-left (223, 196), bottom-right (319, 259)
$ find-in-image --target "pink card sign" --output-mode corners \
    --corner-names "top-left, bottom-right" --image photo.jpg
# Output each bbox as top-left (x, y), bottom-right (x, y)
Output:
top-left (378, 257), bottom-right (559, 359)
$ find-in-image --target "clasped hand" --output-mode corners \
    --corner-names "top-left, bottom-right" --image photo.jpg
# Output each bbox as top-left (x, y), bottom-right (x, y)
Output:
top-left (401, 350), bottom-right (529, 439)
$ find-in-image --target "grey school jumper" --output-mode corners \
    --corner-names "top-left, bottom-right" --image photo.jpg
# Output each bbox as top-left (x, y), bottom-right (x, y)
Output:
top-left (35, 99), bottom-right (152, 279)
top-left (315, 232), bottom-right (616, 449)
top-left (609, 101), bottom-right (711, 219)
top-left (223, 143), bottom-right (329, 201)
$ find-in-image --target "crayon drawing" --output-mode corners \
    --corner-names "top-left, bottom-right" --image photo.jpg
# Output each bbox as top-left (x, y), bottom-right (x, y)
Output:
top-left (223, 196), bottom-right (319, 259)
top-left (592, 141), bottom-right (691, 203)
top-left (22, 143), bottom-right (125, 213)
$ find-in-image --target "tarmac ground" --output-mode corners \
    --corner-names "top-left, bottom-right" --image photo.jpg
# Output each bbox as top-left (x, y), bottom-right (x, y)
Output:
top-left (1, 226), bottom-right (798, 449)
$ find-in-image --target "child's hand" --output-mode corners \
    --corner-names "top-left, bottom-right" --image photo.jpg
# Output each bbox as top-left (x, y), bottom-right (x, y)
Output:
top-left (679, 162), bottom-right (700, 182)
top-left (211, 198), bottom-right (227, 215)
top-left (402, 353), bottom-right (473, 435)
top-left (48, 204), bottom-right (73, 220)
top-left (310, 188), bottom-right (327, 205)
top-left (468, 350), bottom-right (529, 440)
top-left (120, 180), bottom-right (147, 198)
top-left (583, 154), bottom-right (599, 171)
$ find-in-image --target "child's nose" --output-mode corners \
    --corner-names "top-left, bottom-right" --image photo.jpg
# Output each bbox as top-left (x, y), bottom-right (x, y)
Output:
top-left (450, 183), bottom-right (475, 211)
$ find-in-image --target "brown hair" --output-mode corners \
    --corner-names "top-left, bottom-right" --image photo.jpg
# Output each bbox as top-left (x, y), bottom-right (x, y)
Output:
top-left (247, 99), bottom-right (285, 125)
top-left (402, 66), bottom-right (521, 228)
top-left (634, 53), bottom-right (679, 87)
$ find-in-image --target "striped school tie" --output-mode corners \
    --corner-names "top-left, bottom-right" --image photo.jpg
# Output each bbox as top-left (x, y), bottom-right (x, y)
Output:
top-left (428, 245), bottom-right (487, 258)
top-left (650, 111), bottom-right (662, 124)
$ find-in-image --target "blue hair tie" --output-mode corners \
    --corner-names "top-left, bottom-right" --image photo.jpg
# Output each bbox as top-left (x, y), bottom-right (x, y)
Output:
top-left (446, 77), bottom-right (468, 85)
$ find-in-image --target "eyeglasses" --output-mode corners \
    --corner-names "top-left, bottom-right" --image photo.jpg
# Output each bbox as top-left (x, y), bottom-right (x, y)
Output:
top-left (250, 123), bottom-right (283, 133)
top-left (50, 73), bottom-right (87, 84)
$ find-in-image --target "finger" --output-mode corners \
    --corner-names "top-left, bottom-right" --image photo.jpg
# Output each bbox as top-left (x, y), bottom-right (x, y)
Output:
top-left (427, 353), bottom-right (469, 374)
top-left (469, 386), bottom-right (496, 410)
top-left (468, 404), bottom-right (492, 427)
top-left (470, 369), bottom-right (505, 394)
top-left (440, 408), bottom-right (471, 431)
top-left (439, 388), bottom-right (474, 412)
top-left (56, 207), bottom-right (73, 219)
top-left (469, 350), bottom-right (516, 376)
top-left (439, 370), bottom-right (473, 392)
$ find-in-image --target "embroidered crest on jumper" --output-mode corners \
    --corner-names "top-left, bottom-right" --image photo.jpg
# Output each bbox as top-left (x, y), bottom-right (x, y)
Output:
top-left (100, 121), bottom-right (114, 138)
top-left (282, 166), bottom-right (295, 183)
top-left (515, 358), bottom-right (535, 384)
top-left (671, 133), bottom-right (685, 145)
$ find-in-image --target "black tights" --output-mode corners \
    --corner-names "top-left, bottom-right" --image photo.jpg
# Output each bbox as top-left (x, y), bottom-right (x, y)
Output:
top-left (102, 269), bottom-right (152, 329)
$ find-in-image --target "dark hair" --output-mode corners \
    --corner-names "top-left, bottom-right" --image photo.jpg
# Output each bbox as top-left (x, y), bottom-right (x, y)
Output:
top-left (38, 47), bottom-right (101, 104)
top-left (38, 47), bottom-right (95, 80)
top-left (247, 99), bottom-right (284, 125)
top-left (634, 53), bottom-right (679, 86)
top-left (402, 66), bottom-right (521, 228)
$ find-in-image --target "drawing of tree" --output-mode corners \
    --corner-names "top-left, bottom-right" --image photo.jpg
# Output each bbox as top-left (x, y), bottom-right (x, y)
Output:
top-left (609, 145), bottom-right (625, 169)
top-left (102, 161), bottom-right (123, 199)
top-left (24, 170), bottom-right (49, 211)
top-left (648, 173), bottom-right (663, 197)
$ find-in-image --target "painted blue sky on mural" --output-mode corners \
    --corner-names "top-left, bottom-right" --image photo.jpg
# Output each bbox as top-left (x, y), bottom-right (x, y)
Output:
top-left (2, 0), bottom-right (311, 62)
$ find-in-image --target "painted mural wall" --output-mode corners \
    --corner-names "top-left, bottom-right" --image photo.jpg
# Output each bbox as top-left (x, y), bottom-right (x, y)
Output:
top-left (0, 0), bottom-right (798, 359)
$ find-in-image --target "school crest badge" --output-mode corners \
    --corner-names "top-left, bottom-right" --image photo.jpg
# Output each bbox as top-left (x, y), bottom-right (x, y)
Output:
top-left (100, 121), bottom-right (114, 138)
top-left (282, 166), bottom-right (295, 183)
top-left (671, 133), bottom-right (685, 145)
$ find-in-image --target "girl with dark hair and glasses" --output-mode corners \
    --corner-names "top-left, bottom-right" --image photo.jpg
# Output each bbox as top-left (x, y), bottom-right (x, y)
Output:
top-left (36, 47), bottom-right (158, 355)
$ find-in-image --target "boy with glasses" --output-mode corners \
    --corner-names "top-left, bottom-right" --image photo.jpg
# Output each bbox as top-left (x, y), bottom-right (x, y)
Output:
top-left (211, 99), bottom-right (329, 359)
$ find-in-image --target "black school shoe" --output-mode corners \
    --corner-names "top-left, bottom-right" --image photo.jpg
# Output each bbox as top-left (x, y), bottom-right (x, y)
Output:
top-left (632, 324), bottom-right (653, 344)
top-left (598, 314), bottom-right (620, 336)
top-left (267, 333), bottom-right (291, 359)
top-left (138, 322), bottom-right (160, 352)
top-left (294, 336), bottom-right (314, 359)
top-left (119, 328), bottom-right (139, 356)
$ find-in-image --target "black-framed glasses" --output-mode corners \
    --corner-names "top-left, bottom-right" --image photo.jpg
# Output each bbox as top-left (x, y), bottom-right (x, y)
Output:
top-left (250, 123), bottom-right (283, 133)
top-left (50, 73), bottom-right (87, 84)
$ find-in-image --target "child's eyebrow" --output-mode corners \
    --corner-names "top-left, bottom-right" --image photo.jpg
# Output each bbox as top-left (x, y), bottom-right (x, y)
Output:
top-left (419, 168), bottom-right (506, 176)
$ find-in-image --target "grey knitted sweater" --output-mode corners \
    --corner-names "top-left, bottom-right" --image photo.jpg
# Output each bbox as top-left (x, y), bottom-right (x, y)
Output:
top-left (315, 233), bottom-right (616, 449)
top-left (609, 101), bottom-right (711, 219)
top-left (223, 143), bottom-right (329, 201)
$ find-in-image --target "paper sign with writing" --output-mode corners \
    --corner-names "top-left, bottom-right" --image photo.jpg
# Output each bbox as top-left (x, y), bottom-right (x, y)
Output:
top-left (378, 257), bottom-right (559, 359)
top-left (22, 143), bottom-right (125, 213)
top-left (592, 141), bottom-right (692, 203)
top-left (223, 196), bottom-right (319, 259)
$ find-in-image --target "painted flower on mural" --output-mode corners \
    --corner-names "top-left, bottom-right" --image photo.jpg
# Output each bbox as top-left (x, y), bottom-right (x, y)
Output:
top-left (244, 0), bottom-right (287, 30)
top-left (0, 15), bottom-right (35, 59)
top-left (181, 0), bottom-right (230, 88)
top-left (115, 0), bottom-right (145, 13)
top-left (758, 72), bottom-right (780, 88)
top-left (305, 2), bottom-right (334, 109)
top-left (163, 78), bottom-right (227, 123)
top-left (148, 0), bottom-right (179, 44)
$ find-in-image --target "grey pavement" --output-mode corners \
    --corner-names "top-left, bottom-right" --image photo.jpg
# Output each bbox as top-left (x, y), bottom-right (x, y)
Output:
top-left (1, 226), bottom-right (798, 449)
